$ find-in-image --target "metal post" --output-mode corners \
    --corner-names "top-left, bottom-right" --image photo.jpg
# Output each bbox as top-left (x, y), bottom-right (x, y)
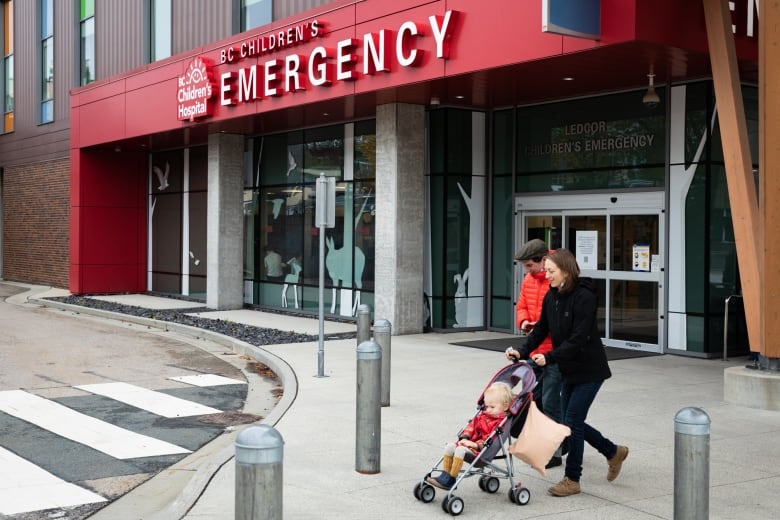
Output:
top-left (356, 340), bottom-right (381, 474)
top-left (723, 294), bottom-right (741, 360)
top-left (317, 222), bottom-right (326, 377)
top-left (674, 407), bottom-right (710, 520)
top-left (356, 303), bottom-right (371, 347)
top-left (374, 318), bottom-right (392, 407)
top-left (235, 424), bottom-right (284, 520)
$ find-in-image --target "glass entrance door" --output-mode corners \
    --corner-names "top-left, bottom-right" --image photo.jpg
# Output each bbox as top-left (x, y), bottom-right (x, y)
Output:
top-left (514, 191), bottom-right (665, 353)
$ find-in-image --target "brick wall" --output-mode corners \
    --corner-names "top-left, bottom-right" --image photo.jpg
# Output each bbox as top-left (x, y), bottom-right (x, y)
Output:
top-left (2, 159), bottom-right (70, 288)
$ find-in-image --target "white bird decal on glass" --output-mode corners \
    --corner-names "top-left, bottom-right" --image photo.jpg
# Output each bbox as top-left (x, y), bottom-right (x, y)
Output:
top-left (153, 162), bottom-right (170, 191)
top-left (286, 150), bottom-right (297, 176)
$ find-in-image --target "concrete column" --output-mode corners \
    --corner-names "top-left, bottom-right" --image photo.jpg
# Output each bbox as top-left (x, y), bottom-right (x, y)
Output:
top-left (374, 103), bottom-right (425, 334)
top-left (207, 133), bottom-right (244, 310)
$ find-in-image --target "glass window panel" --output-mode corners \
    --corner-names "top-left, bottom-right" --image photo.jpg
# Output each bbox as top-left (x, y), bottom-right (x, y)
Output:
top-left (81, 17), bottom-right (94, 84)
top-left (526, 215), bottom-right (562, 249)
top-left (685, 163), bottom-right (707, 314)
top-left (80, 0), bottom-right (94, 19)
top-left (4, 54), bottom-right (13, 112)
top-left (610, 215), bottom-right (658, 272)
top-left (242, 0), bottom-right (272, 31)
top-left (41, 99), bottom-right (52, 123)
top-left (354, 181), bottom-right (375, 291)
top-left (151, 193), bottom-right (182, 274)
top-left (188, 190), bottom-right (207, 297)
top-left (41, 0), bottom-right (52, 37)
top-left (353, 120), bottom-right (376, 180)
top-left (4, 0), bottom-right (13, 54)
top-left (151, 0), bottom-right (172, 61)
top-left (303, 125), bottom-right (343, 180)
top-left (490, 176), bottom-right (512, 300)
top-left (683, 82), bottom-right (709, 165)
top-left (42, 38), bottom-right (53, 99)
top-left (610, 280), bottom-right (658, 343)
top-left (189, 145), bottom-right (208, 191)
top-left (493, 109), bottom-right (513, 174)
top-left (150, 150), bottom-right (183, 292)
top-left (516, 166), bottom-right (664, 193)
top-left (446, 110), bottom-right (473, 175)
top-left (255, 132), bottom-right (304, 186)
top-left (567, 215), bottom-right (606, 269)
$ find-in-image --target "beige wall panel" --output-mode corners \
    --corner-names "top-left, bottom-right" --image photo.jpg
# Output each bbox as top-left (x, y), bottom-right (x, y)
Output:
top-left (96, 0), bottom-right (145, 79)
top-left (274, 0), bottom-right (332, 21)
top-left (173, 0), bottom-right (233, 54)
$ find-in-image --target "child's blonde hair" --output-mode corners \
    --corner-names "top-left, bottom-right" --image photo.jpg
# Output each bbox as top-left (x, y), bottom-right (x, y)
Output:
top-left (484, 381), bottom-right (514, 410)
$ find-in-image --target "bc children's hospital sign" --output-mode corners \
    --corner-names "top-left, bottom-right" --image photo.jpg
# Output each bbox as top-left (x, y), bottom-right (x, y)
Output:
top-left (177, 10), bottom-right (459, 122)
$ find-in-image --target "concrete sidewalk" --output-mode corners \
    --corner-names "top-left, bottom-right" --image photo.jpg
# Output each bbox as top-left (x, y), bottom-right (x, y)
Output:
top-left (16, 285), bottom-right (780, 519)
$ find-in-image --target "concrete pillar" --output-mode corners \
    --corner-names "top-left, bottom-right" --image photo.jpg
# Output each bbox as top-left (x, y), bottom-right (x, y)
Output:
top-left (374, 103), bottom-right (425, 334)
top-left (207, 133), bottom-right (244, 310)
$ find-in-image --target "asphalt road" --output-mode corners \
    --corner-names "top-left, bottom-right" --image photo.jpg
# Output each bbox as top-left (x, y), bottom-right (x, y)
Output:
top-left (0, 284), bottom-right (270, 519)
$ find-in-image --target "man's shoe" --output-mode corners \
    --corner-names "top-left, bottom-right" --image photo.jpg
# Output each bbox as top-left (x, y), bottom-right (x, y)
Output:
top-left (426, 473), bottom-right (456, 490)
top-left (548, 476), bottom-right (581, 496)
top-left (607, 445), bottom-right (629, 482)
top-left (545, 456), bottom-right (563, 469)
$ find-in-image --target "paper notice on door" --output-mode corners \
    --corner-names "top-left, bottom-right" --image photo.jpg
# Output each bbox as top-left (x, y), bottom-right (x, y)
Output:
top-left (576, 231), bottom-right (598, 269)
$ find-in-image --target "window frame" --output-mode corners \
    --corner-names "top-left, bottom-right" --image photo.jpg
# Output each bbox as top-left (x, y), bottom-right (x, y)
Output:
top-left (2, 0), bottom-right (14, 133)
top-left (78, 0), bottom-right (94, 86)
top-left (39, 0), bottom-right (54, 124)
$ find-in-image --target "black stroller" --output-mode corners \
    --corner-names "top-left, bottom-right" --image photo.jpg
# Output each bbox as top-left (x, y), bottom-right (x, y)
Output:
top-left (413, 361), bottom-right (537, 516)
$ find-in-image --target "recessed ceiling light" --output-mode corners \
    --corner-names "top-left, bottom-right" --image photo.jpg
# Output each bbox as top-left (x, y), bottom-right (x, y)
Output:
top-left (323, 112), bottom-right (329, 116)
top-left (455, 95), bottom-right (465, 99)
top-left (562, 77), bottom-right (574, 81)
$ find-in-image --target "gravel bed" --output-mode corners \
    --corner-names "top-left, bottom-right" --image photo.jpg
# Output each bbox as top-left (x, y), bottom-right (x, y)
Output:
top-left (46, 295), bottom-right (357, 346)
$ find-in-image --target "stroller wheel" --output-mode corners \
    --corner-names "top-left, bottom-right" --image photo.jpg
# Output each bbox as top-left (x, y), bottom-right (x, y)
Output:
top-left (484, 476), bottom-right (500, 494)
top-left (419, 483), bottom-right (436, 503)
top-left (478, 477), bottom-right (486, 491)
top-left (511, 486), bottom-right (531, 506)
top-left (413, 481), bottom-right (423, 500)
top-left (444, 495), bottom-right (464, 516)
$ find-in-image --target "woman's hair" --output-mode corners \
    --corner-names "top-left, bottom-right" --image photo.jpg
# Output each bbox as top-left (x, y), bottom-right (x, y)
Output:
top-left (485, 381), bottom-right (514, 409)
top-left (546, 248), bottom-right (580, 295)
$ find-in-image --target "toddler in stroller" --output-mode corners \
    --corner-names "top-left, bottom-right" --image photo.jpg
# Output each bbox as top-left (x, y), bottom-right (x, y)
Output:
top-left (414, 362), bottom-right (536, 515)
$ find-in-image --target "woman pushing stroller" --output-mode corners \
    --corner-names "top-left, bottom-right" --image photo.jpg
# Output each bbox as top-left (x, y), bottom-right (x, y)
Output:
top-left (506, 248), bottom-right (629, 497)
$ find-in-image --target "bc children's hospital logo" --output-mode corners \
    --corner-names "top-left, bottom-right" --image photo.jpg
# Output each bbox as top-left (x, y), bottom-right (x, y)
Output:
top-left (177, 57), bottom-right (216, 122)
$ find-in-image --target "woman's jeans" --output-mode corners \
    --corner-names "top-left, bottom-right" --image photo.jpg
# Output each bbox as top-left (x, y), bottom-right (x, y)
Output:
top-left (560, 380), bottom-right (617, 482)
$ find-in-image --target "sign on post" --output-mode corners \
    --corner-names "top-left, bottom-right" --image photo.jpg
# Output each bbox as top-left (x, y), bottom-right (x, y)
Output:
top-left (316, 175), bottom-right (335, 228)
top-left (316, 174), bottom-right (336, 377)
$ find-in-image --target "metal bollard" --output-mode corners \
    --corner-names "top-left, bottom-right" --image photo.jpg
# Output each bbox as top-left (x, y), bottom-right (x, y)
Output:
top-left (674, 407), bottom-right (710, 520)
top-left (235, 424), bottom-right (284, 520)
top-left (356, 340), bottom-right (381, 474)
top-left (374, 318), bottom-right (392, 407)
top-left (356, 304), bottom-right (371, 347)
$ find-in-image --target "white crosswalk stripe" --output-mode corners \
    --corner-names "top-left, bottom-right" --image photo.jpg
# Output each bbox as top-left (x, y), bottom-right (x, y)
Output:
top-left (75, 382), bottom-right (223, 418)
top-left (170, 373), bottom-right (246, 386)
top-left (0, 446), bottom-right (107, 515)
top-left (0, 390), bottom-right (191, 459)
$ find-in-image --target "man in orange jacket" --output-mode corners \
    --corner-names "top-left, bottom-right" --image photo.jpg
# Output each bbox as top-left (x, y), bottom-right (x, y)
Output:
top-left (507, 238), bottom-right (565, 468)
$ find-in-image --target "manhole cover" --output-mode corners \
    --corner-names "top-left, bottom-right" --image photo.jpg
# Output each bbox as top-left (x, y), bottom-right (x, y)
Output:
top-left (199, 411), bottom-right (262, 426)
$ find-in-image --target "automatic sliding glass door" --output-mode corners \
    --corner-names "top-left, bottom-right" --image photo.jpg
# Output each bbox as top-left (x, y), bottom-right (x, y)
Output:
top-left (515, 192), bottom-right (665, 353)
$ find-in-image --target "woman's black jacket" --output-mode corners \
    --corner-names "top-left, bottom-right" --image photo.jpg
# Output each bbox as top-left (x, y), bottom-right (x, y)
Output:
top-left (520, 278), bottom-right (611, 385)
